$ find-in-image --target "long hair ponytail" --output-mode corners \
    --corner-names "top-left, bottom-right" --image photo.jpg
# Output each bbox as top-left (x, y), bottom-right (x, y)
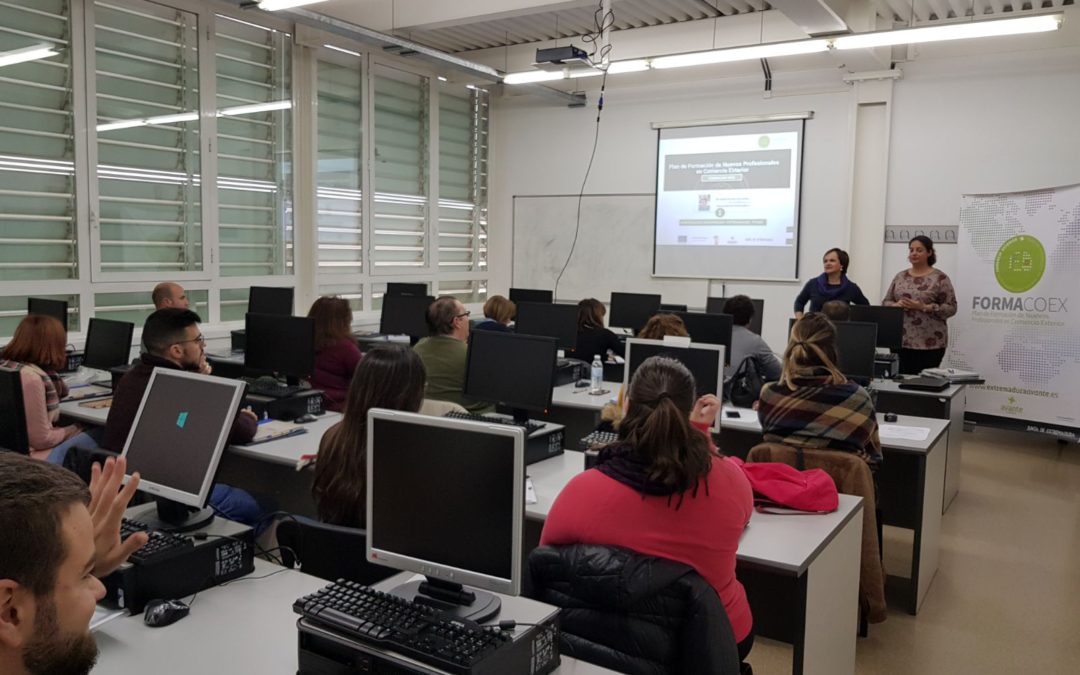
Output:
top-left (780, 313), bottom-right (846, 389)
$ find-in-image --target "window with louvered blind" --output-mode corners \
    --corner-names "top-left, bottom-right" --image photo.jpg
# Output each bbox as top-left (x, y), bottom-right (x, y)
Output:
top-left (316, 52), bottom-right (363, 277)
top-left (438, 83), bottom-right (488, 275)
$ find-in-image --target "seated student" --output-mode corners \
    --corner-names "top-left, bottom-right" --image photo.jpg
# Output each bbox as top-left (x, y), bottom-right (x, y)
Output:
top-left (307, 296), bottom-right (362, 413)
top-left (0, 315), bottom-right (95, 462)
top-left (542, 357), bottom-right (755, 661)
top-left (413, 296), bottom-right (488, 413)
top-left (312, 345), bottom-right (425, 528)
top-left (102, 309), bottom-right (266, 526)
top-left (821, 299), bottom-right (851, 322)
top-left (472, 295), bottom-right (515, 333)
top-left (151, 282), bottom-right (189, 310)
top-left (0, 453), bottom-right (147, 675)
top-left (637, 313), bottom-right (688, 340)
top-left (573, 298), bottom-right (622, 361)
top-left (757, 313), bottom-right (882, 466)
top-left (723, 294), bottom-right (782, 383)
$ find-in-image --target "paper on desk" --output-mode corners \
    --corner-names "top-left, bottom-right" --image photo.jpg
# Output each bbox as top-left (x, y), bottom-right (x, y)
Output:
top-left (64, 384), bottom-right (112, 401)
top-left (525, 477), bottom-right (537, 505)
top-left (878, 424), bottom-right (930, 441)
top-left (90, 606), bottom-right (125, 631)
top-left (250, 420), bottom-right (308, 444)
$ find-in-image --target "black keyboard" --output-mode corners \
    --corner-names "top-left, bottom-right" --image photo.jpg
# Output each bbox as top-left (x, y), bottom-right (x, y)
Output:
top-left (294, 581), bottom-right (513, 675)
top-left (122, 518), bottom-right (194, 565)
top-left (444, 411), bottom-right (545, 436)
top-left (241, 377), bottom-right (308, 399)
top-left (578, 430), bottom-right (618, 450)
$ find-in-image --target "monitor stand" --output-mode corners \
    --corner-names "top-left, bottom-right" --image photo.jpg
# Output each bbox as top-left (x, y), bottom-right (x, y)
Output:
top-left (388, 577), bottom-right (501, 624)
top-left (137, 497), bottom-right (215, 533)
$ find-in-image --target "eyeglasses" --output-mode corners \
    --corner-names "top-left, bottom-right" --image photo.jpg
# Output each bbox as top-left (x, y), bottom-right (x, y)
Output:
top-left (174, 334), bottom-right (205, 346)
top-left (455, 311), bottom-right (471, 319)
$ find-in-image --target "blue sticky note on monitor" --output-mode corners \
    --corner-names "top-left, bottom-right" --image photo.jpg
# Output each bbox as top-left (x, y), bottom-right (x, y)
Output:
top-left (176, 412), bottom-right (189, 429)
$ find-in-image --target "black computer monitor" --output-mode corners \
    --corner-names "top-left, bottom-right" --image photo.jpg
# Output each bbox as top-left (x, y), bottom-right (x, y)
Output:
top-left (660, 303), bottom-right (688, 312)
top-left (385, 282), bottom-right (428, 297)
top-left (464, 330), bottom-right (557, 423)
top-left (82, 318), bottom-right (134, 372)
top-left (706, 297), bottom-right (764, 336)
top-left (27, 297), bottom-right (68, 331)
top-left (121, 368), bottom-right (246, 531)
top-left (513, 301), bottom-right (578, 350)
top-left (248, 286), bottom-right (294, 316)
top-left (610, 292), bottom-right (661, 332)
top-left (380, 294), bottom-right (435, 338)
top-left (244, 313), bottom-right (315, 385)
top-left (624, 338), bottom-right (724, 432)
top-left (835, 321), bottom-right (878, 383)
top-left (508, 287), bottom-right (553, 304)
top-left (367, 409), bottom-right (524, 622)
top-left (849, 305), bottom-right (904, 351)
top-left (673, 311), bottom-right (733, 365)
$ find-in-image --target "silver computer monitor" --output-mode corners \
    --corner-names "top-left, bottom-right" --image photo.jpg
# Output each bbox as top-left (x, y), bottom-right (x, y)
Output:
top-left (121, 368), bottom-right (246, 531)
top-left (366, 409), bottom-right (525, 622)
top-left (624, 338), bottom-right (725, 433)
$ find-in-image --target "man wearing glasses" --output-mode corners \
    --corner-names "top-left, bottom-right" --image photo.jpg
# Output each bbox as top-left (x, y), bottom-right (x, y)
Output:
top-left (413, 296), bottom-right (490, 413)
top-left (100, 309), bottom-right (262, 524)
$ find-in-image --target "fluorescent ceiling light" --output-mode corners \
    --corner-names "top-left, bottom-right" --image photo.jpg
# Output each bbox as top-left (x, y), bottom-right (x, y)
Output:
top-left (567, 68), bottom-right (605, 79)
top-left (503, 70), bottom-right (565, 84)
top-left (606, 59), bottom-right (651, 74)
top-left (834, 13), bottom-right (1063, 50)
top-left (0, 43), bottom-right (60, 69)
top-left (257, 0), bottom-right (327, 11)
top-left (218, 100), bottom-right (292, 116)
top-left (652, 39), bottom-right (829, 69)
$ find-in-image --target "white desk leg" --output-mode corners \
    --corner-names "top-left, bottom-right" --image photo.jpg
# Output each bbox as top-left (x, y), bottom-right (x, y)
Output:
top-left (943, 393), bottom-right (965, 513)
top-left (800, 504), bottom-right (861, 675)
top-left (915, 435), bottom-right (947, 613)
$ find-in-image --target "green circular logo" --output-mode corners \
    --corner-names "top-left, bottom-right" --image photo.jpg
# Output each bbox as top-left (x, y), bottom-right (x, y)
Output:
top-left (994, 235), bottom-right (1046, 293)
top-left (758, 136), bottom-right (770, 148)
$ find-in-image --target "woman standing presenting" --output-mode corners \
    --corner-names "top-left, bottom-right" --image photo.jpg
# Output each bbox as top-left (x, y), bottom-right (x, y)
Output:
top-left (883, 236), bottom-right (957, 374)
top-left (794, 248), bottom-right (870, 317)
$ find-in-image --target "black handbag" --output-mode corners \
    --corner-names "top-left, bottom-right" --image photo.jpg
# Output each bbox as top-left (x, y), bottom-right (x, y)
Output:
top-left (727, 355), bottom-right (765, 409)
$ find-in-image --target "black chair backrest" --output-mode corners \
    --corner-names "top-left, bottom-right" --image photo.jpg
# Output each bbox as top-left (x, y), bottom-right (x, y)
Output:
top-left (0, 367), bottom-right (30, 454)
top-left (277, 515), bottom-right (396, 586)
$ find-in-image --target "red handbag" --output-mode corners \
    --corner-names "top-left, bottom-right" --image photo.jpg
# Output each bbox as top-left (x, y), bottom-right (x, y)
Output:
top-left (729, 457), bottom-right (838, 513)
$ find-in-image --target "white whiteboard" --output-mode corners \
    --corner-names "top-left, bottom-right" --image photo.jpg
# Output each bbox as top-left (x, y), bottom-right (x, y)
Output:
top-left (512, 194), bottom-right (709, 307)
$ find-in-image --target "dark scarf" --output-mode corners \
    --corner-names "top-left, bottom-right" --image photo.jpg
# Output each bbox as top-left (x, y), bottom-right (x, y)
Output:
top-left (593, 442), bottom-right (708, 509)
top-left (815, 273), bottom-right (851, 299)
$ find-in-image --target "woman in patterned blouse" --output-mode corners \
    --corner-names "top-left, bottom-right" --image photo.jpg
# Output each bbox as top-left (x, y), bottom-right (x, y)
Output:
top-left (882, 236), bottom-right (958, 374)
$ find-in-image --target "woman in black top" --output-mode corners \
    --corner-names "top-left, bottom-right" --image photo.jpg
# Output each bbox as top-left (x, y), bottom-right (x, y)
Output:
top-left (794, 248), bottom-right (870, 317)
top-left (573, 298), bottom-right (622, 361)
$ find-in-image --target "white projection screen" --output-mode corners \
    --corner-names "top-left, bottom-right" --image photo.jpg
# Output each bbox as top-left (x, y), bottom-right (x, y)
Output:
top-left (653, 117), bottom-right (806, 281)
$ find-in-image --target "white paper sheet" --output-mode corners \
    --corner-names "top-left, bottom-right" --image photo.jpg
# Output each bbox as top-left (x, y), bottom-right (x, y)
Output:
top-left (878, 424), bottom-right (930, 441)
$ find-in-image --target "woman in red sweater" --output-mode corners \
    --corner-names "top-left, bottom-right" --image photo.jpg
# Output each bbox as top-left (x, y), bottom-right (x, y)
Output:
top-left (307, 296), bottom-right (362, 412)
top-left (541, 356), bottom-right (755, 660)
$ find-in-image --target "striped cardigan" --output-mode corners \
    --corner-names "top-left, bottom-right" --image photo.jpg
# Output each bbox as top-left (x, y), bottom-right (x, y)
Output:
top-left (756, 372), bottom-right (882, 465)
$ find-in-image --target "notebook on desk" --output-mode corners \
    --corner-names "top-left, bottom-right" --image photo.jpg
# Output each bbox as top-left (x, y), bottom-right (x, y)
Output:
top-left (64, 384), bottom-right (113, 402)
top-left (78, 398), bottom-right (113, 409)
top-left (248, 419), bottom-right (308, 445)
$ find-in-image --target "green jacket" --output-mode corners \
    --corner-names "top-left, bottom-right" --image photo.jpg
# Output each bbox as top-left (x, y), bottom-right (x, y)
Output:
top-left (413, 335), bottom-right (491, 413)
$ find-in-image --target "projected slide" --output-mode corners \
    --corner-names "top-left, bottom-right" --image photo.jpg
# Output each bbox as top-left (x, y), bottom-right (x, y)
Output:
top-left (653, 118), bottom-right (804, 280)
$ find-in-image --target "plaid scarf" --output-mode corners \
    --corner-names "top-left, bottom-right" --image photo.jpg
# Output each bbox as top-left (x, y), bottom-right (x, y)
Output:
top-left (0, 359), bottom-right (66, 415)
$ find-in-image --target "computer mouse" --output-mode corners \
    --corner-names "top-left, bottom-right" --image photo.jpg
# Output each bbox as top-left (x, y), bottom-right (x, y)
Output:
top-left (143, 598), bottom-right (190, 628)
top-left (884, 412), bottom-right (898, 423)
top-left (294, 414), bottom-right (318, 424)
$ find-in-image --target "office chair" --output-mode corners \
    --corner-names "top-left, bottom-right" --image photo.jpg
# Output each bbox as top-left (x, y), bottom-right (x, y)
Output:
top-left (528, 544), bottom-right (744, 675)
top-left (0, 367), bottom-right (30, 454)
top-left (277, 515), bottom-right (396, 586)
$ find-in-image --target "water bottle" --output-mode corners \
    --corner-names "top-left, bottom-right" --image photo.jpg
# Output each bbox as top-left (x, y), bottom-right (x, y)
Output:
top-left (590, 354), bottom-right (603, 394)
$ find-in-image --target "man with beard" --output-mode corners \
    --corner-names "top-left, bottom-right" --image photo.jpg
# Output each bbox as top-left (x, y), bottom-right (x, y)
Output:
top-left (0, 454), bottom-right (147, 675)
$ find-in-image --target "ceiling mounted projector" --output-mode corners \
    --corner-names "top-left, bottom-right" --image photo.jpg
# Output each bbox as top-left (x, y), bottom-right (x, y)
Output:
top-left (533, 45), bottom-right (589, 71)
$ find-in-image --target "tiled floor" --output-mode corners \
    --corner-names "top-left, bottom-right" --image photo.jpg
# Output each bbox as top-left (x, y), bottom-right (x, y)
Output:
top-left (746, 426), bottom-right (1080, 674)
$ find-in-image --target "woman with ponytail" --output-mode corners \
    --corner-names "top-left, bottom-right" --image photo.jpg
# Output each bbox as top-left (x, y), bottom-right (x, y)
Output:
top-left (758, 313), bottom-right (882, 465)
top-left (541, 357), bottom-right (755, 659)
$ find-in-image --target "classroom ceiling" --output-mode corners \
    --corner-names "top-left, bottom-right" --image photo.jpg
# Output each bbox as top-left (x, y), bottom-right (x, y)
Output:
top-left (311, 0), bottom-right (1075, 55)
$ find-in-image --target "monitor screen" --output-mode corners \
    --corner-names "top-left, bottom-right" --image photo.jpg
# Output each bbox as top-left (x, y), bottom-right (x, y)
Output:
top-left (380, 294), bottom-right (434, 337)
top-left (82, 318), bottom-right (134, 372)
top-left (248, 286), bottom-right (294, 316)
top-left (624, 338), bottom-right (723, 432)
top-left (610, 292), bottom-right (661, 332)
top-left (367, 410), bottom-right (523, 594)
top-left (513, 302), bottom-right (578, 350)
top-left (386, 282), bottom-right (428, 297)
top-left (835, 321), bottom-right (877, 382)
top-left (659, 303), bottom-right (688, 312)
top-left (508, 287), bottom-right (553, 304)
top-left (706, 297), bottom-right (764, 336)
top-left (464, 330), bottom-right (556, 412)
top-left (121, 369), bottom-right (245, 507)
top-left (244, 313), bottom-right (315, 379)
top-left (673, 311), bottom-right (733, 365)
top-left (849, 305), bottom-right (903, 351)
top-left (27, 298), bottom-right (68, 332)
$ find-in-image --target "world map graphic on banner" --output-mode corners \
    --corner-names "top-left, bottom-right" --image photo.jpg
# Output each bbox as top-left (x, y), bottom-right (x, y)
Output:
top-left (949, 184), bottom-right (1080, 436)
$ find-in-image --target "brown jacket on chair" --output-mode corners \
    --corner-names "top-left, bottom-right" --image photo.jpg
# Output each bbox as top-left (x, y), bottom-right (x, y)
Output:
top-left (747, 443), bottom-right (887, 624)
